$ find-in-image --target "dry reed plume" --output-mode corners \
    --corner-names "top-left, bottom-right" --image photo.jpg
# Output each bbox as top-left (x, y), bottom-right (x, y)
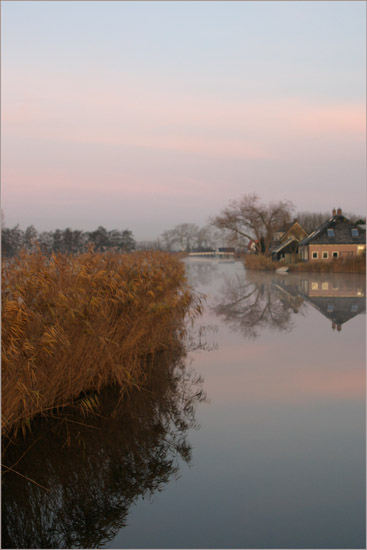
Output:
top-left (2, 250), bottom-right (201, 438)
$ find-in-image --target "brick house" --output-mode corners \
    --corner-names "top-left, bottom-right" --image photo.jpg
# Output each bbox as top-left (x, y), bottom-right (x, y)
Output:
top-left (298, 208), bottom-right (366, 262)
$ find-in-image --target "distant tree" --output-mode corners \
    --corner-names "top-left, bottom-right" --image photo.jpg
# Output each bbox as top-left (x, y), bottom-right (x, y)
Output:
top-left (160, 223), bottom-right (200, 252)
top-left (120, 230), bottom-right (136, 252)
top-left (1, 225), bottom-right (24, 257)
top-left (212, 193), bottom-right (294, 255)
top-left (87, 226), bottom-right (110, 251)
top-left (137, 239), bottom-right (162, 251)
top-left (296, 210), bottom-right (366, 234)
top-left (23, 225), bottom-right (38, 252)
top-left (38, 231), bottom-right (54, 254)
top-left (52, 229), bottom-right (64, 253)
top-left (295, 211), bottom-right (330, 234)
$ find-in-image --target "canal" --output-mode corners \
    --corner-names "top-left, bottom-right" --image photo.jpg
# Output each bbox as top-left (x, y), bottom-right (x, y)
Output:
top-left (2, 258), bottom-right (366, 549)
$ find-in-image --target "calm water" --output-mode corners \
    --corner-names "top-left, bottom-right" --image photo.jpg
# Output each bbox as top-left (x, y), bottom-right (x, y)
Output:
top-left (2, 259), bottom-right (366, 549)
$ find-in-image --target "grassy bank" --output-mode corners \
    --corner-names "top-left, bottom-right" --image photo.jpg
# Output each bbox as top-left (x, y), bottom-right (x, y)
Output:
top-left (245, 254), bottom-right (366, 273)
top-left (2, 250), bottom-right (201, 439)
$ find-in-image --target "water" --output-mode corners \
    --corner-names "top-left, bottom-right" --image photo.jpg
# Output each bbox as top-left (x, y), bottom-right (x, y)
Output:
top-left (2, 259), bottom-right (366, 549)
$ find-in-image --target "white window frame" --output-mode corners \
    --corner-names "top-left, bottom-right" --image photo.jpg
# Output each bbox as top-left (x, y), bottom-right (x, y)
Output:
top-left (332, 251), bottom-right (339, 259)
top-left (322, 251), bottom-right (328, 259)
top-left (312, 251), bottom-right (318, 260)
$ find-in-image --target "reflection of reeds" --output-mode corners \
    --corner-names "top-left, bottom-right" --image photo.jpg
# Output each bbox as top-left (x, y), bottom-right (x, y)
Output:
top-left (2, 348), bottom-right (206, 549)
top-left (2, 250), bottom-right (202, 438)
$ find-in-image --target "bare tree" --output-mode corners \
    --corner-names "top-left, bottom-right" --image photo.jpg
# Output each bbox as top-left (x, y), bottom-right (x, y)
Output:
top-left (212, 193), bottom-right (294, 255)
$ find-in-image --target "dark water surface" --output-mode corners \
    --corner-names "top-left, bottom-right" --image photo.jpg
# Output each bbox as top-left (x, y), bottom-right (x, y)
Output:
top-left (2, 259), bottom-right (366, 549)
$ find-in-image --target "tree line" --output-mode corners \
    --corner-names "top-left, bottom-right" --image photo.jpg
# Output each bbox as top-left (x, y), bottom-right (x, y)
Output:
top-left (1, 225), bottom-right (136, 257)
top-left (2, 194), bottom-right (364, 257)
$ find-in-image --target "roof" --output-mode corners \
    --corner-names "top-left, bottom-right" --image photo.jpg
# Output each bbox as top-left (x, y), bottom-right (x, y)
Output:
top-left (305, 296), bottom-right (366, 326)
top-left (271, 236), bottom-right (297, 254)
top-left (299, 214), bottom-right (366, 246)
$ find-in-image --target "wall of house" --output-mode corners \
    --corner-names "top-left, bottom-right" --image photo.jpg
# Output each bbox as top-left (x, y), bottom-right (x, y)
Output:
top-left (308, 244), bottom-right (365, 262)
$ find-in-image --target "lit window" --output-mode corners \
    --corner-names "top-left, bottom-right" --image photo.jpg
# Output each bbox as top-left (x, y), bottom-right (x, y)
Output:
top-left (351, 228), bottom-right (359, 237)
top-left (322, 282), bottom-right (329, 290)
top-left (311, 282), bottom-right (318, 290)
top-left (312, 252), bottom-right (318, 259)
top-left (332, 251), bottom-right (339, 259)
top-left (322, 251), bottom-right (328, 259)
top-left (327, 228), bottom-right (335, 237)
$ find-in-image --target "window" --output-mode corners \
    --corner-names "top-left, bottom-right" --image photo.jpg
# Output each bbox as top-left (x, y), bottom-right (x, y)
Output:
top-left (351, 228), bottom-right (359, 237)
top-left (351, 304), bottom-right (358, 313)
top-left (332, 251), bottom-right (339, 259)
top-left (322, 282), bottom-right (329, 290)
top-left (327, 304), bottom-right (334, 312)
top-left (327, 228), bottom-right (335, 237)
top-left (311, 282), bottom-right (318, 290)
top-left (322, 251), bottom-right (328, 259)
top-left (312, 251), bottom-right (318, 259)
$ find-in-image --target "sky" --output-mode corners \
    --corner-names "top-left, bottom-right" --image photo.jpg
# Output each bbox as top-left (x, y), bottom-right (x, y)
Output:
top-left (1, 1), bottom-right (366, 241)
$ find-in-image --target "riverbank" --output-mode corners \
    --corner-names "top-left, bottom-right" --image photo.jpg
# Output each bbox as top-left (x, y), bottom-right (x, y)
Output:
top-left (244, 254), bottom-right (366, 273)
top-left (2, 250), bottom-right (200, 439)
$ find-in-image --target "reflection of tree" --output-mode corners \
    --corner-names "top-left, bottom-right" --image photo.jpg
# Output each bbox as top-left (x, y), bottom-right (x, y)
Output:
top-left (2, 348), bottom-right (205, 549)
top-left (213, 273), bottom-right (305, 339)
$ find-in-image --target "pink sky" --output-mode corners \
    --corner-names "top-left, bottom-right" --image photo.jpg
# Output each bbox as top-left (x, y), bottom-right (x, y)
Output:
top-left (2, 1), bottom-right (365, 239)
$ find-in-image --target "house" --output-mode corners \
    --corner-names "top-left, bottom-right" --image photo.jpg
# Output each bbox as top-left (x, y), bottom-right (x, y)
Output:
top-left (270, 219), bottom-right (308, 262)
top-left (298, 208), bottom-right (366, 262)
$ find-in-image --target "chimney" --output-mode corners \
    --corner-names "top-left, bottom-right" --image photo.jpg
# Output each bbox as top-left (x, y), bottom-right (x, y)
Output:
top-left (337, 323), bottom-right (342, 332)
top-left (337, 208), bottom-right (342, 216)
top-left (332, 322), bottom-right (336, 330)
top-left (332, 208), bottom-right (336, 216)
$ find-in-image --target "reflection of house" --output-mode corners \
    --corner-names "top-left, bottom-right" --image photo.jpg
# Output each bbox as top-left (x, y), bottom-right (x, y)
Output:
top-left (270, 219), bottom-right (308, 262)
top-left (272, 273), bottom-right (365, 331)
top-left (298, 208), bottom-right (366, 262)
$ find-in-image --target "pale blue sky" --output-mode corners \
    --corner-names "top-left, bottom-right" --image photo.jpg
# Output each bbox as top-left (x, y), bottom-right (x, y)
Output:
top-left (2, 1), bottom-right (366, 238)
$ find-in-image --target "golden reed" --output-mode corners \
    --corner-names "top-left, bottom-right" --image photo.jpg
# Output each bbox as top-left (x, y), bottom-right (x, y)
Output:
top-left (2, 250), bottom-right (201, 439)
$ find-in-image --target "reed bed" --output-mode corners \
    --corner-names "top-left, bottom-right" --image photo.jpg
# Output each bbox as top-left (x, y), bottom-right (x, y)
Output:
top-left (244, 254), bottom-right (279, 271)
top-left (2, 250), bottom-right (201, 439)
top-left (245, 254), bottom-right (366, 273)
top-left (289, 256), bottom-right (366, 273)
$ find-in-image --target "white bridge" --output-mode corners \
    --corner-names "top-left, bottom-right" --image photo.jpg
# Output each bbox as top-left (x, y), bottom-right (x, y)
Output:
top-left (188, 251), bottom-right (235, 257)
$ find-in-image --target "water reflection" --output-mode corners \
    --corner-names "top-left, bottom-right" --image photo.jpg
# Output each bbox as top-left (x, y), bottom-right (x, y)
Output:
top-left (2, 348), bottom-right (205, 549)
top-left (273, 272), bottom-right (366, 331)
top-left (214, 269), bottom-right (365, 338)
